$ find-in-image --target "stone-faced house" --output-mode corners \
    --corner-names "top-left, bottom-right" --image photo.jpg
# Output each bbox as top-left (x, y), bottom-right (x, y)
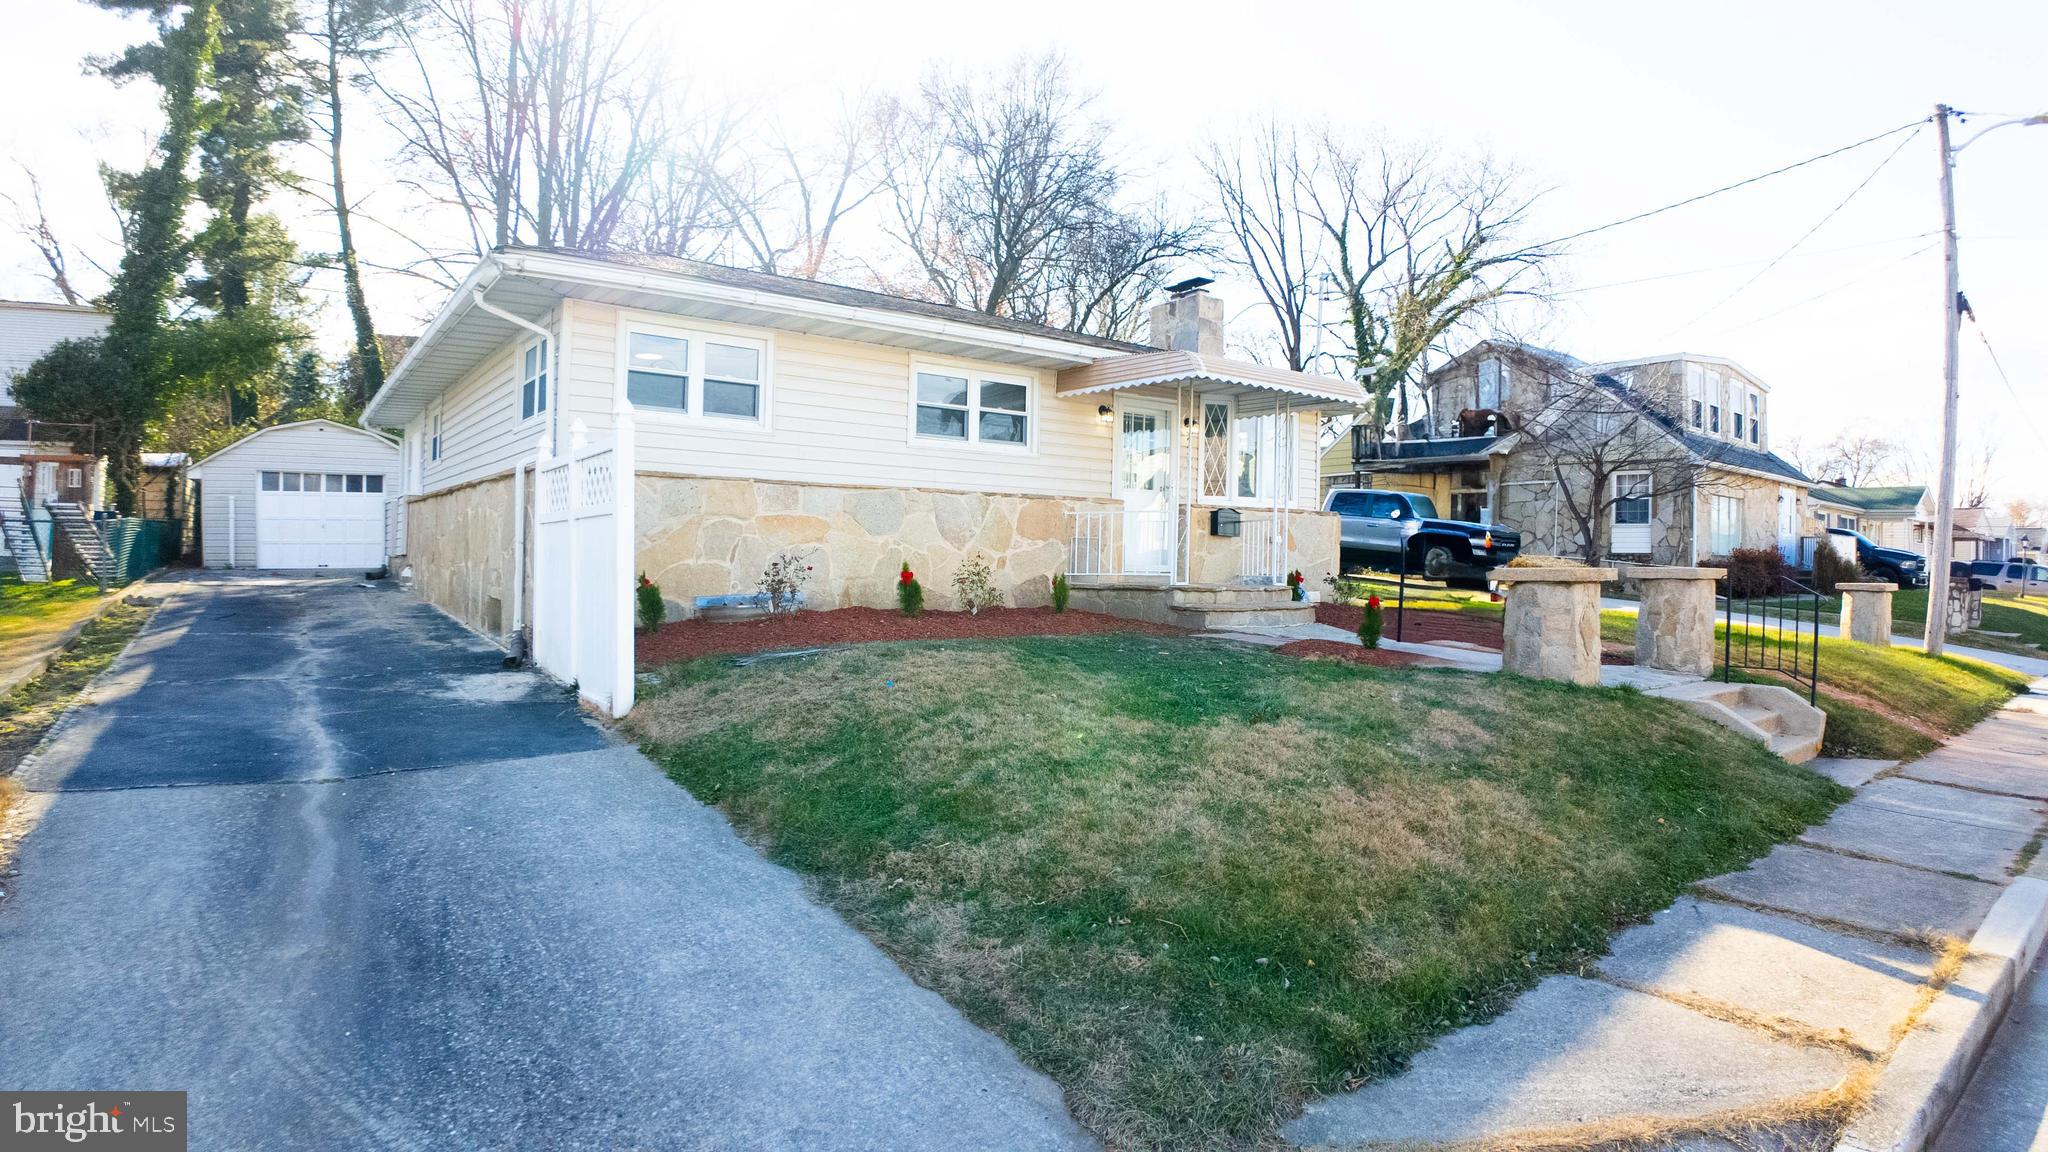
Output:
top-left (363, 250), bottom-right (1360, 715)
top-left (1325, 343), bottom-right (1814, 564)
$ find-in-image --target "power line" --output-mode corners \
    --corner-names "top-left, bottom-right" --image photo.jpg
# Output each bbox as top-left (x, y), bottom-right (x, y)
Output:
top-left (1665, 124), bottom-right (1926, 335)
top-left (1547, 231), bottom-right (1938, 299)
top-left (1966, 312), bottom-right (2048, 443)
top-left (1521, 116), bottom-right (1932, 254)
top-left (1707, 239), bottom-right (1940, 335)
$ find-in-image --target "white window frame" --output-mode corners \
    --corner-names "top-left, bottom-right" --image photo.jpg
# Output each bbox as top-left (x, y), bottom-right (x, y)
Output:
top-left (429, 410), bottom-right (441, 463)
top-left (1212, 404), bottom-right (1295, 507)
top-left (616, 314), bottom-right (774, 431)
top-left (1196, 394), bottom-right (1235, 503)
top-left (1709, 493), bottom-right (1742, 555)
top-left (1612, 471), bottom-right (1653, 528)
top-left (519, 336), bottom-right (549, 423)
top-left (1476, 357), bottom-right (1503, 410)
top-left (906, 358), bottom-right (1036, 454)
top-left (1747, 392), bottom-right (1761, 446)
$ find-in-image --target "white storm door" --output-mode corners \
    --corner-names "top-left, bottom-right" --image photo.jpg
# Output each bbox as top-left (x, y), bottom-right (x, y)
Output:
top-left (1777, 487), bottom-right (1799, 563)
top-left (1116, 400), bottom-right (1174, 574)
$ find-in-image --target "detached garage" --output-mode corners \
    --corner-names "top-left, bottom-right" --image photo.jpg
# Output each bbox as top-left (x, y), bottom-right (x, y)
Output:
top-left (190, 419), bottom-right (400, 570)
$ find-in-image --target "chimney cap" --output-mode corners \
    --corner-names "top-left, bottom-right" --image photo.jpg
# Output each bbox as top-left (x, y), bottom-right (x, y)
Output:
top-left (1165, 276), bottom-right (1215, 297)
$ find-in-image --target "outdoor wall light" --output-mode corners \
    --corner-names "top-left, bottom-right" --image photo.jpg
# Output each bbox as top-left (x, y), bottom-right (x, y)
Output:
top-left (1098, 404), bottom-right (1113, 422)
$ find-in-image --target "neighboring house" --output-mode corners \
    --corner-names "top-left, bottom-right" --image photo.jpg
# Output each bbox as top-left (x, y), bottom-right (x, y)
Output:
top-left (1951, 505), bottom-right (2044, 564)
top-left (362, 249), bottom-right (1359, 715)
top-left (1, 300), bottom-right (112, 581)
top-left (1807, 485), bottom-right (1932, 552)
top-left (1327, 344), bottom-right (1814, 565)
top-left (187, 419), bottom-right (399, 570)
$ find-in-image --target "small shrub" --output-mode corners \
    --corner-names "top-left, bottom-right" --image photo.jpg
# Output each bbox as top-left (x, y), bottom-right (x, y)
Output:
top-left (635, 573), bottom-right (665, 633)
top-left (1811, 544), bottom-right (1866, 597)
top-left (1051, 572), bottom-right (1070, 613)
top-left (1359, 594), bottom-right (1384, 649)
top-left (1286, 569), bottom-right (1306, 602)
top-left (1716, 547), bottom-right (1790, 598)
top-left (758, 550), bottom-right (813, 614)
top-left (898, 562), bottom-right (924, 617)
top-left (954, 552), bottom-right (1000, 615)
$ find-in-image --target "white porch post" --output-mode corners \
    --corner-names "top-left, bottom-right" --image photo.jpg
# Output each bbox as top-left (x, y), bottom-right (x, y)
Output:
top-left (610, 403), bottom-right (637, 718)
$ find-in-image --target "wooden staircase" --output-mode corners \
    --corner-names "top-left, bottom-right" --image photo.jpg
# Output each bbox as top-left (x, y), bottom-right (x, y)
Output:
top-left (47, 501), bottom-right (112, 585)
top-left (1, 506), bottom-right (49, 583)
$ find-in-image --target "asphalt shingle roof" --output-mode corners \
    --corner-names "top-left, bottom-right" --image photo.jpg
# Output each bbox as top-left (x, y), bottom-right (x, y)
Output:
top-left (1808, 485), bottom-right (1926, 513)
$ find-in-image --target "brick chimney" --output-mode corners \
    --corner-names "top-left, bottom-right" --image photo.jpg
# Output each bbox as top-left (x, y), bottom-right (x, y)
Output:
top-left (1149, 277), bottom-right (1223, 355)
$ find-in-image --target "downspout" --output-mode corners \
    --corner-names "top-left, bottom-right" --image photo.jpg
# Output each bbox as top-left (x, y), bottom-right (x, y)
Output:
top-left (469, 287), bottom-right (556, 660)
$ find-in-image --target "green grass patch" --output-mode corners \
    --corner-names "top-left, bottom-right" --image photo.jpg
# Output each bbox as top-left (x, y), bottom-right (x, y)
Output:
top-left (0, 600), bottom-right (151, 774)
top-left (630, 633), bottom-right (1841, 1150)
top-left (0, 576), bottom-right (103, 651)
top-left (1331, 574), bottom-right (1504, 620)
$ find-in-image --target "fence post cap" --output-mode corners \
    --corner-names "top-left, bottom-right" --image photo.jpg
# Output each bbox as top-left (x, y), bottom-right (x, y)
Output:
top-left (1492, 566), bottom-right (1617, 584)
top-left (1835, 581), bottom-right (1899, 592)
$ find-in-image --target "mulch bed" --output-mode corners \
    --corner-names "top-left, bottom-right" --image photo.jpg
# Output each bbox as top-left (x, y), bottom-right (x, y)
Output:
top-left (1313, 601), bottom-right (1506, 650)
top-left (636, 605), bottom-right (1178, 666)
top-left (1273, 639), bottom-right (1430, 668)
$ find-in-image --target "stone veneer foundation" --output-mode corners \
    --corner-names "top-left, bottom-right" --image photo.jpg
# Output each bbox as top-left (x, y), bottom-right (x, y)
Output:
top-left (404, 474), bottom-right (517, 642)
top-left (634, 474), bottom-right (1342, 618)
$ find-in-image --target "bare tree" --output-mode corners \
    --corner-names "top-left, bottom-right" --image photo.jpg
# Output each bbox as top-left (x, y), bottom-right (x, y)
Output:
top-left (1512, 374), bottom-right (1723, 563)
top-left (1203, 121), bottom-right (1321, 371)
top-left (707, 98), bottom-right (882, 279)
top-left (1806, 431), bottom-right (1908, 487)
top-left (4, 166), bottom-right (84, 304)
top-left (875, 53), bottom-right (1200, 333)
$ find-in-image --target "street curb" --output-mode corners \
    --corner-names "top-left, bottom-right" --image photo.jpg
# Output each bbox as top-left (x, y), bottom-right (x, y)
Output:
top-left (1835, 876), bottom-right (2048, 1152)
top-left (0, 578), bottom-right (156, 699)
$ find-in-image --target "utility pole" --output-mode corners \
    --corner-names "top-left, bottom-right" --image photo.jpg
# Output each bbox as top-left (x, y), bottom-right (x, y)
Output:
top-left (1924, 104), bottom-right (1961, 657)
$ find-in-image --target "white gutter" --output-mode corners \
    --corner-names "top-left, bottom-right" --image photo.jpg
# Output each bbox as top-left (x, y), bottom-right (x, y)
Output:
top-left (359, 256), bottom-right (503, 429)
top-left (466, 283), bottom-right (556, 650)
top-left (497, 250), bottom-right (1122, 367)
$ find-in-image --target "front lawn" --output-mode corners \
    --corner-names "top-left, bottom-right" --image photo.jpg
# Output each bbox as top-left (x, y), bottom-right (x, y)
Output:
top-left (0, 576), bottom-right (102, 651)
top-left (631, 633), bottom-right (1841, 1150)
top-left (0, 599), bottom-right (151, 775)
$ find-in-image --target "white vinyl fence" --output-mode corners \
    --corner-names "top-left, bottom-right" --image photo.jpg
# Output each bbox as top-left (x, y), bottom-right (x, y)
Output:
top-left (531, 416), bottom-right (635, 717)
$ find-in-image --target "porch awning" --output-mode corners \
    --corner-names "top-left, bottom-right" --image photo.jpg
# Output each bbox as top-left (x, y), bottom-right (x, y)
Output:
top-left (1055, 350), bottom-right (1367, 407)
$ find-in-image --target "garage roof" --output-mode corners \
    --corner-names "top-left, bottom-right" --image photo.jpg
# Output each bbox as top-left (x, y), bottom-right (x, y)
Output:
top-left (188, 419), bottom-right (398, 477)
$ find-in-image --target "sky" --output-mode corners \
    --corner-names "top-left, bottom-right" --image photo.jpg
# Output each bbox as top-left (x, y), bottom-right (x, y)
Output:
top-left (2, 0), bottom-right (2043, 504)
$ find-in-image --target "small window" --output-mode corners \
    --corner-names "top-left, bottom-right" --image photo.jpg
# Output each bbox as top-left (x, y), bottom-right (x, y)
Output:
top-left (914, 372), bottom-right (971, 440)
top-left (66, 467), bottom-right (82, 487)
top-left (261, 471), bottom-right (280, 491)
top-left (626, 331), bottom-right (689, 412)
top-left (703, 341), bottom-right (762, 419)
top-left (1748, 394), bottom-right (1761, 445)
top-left (345, 474), bottom-right (364, 493)
top-left (1613, 472), bottom-right (1652, 524)
top-left (365, 475), bottom-right (384, 494)
top-left (1709, 405), bottom-right (1721, 433)
top-left (282, 472), bottom-right (303, 492)
top-left (1691, 399), bottom-right (1703, 428)
top-left (326, 473), bottom-right (345, 493)
top-left (1734, 412), bottom-right (1745, 440)
top-left (977, 380), bottom-right (1028, 444)
top-left (521, 339), bottom-right (549, 421)
top-left (430, 412), bottom-right (442, 462)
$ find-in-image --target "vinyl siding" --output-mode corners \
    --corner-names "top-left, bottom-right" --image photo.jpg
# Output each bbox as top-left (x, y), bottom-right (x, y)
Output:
top-left (191, 422), bottom-right (399, 568)
top-left (0, 303), bottom-right (109, 405)
top-left (408, 310), bottom-right (558, 494)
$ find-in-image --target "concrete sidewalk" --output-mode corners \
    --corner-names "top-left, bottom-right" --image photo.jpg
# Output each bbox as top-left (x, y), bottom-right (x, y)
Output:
top-left (1286, 685), bottom-right (2048, 1151)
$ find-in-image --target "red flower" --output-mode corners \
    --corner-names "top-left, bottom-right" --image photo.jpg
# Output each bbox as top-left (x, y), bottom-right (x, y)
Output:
top-left (899, 569), bottom-right (915, 584)
top-left (638, 575), bottom-right (651, 588)
top-left (1367, 595), bottom-right (1382, 608)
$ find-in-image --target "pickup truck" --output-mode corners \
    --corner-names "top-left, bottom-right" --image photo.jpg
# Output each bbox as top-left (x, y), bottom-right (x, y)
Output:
top-left (1823, 528), bottom-right (1929, 588)
top-left (1325, 488), bottom-right (1521, 584)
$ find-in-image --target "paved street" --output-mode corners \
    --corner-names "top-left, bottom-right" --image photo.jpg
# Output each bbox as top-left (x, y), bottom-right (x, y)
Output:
top-left (0, 574), bottom-right (1091, 1151)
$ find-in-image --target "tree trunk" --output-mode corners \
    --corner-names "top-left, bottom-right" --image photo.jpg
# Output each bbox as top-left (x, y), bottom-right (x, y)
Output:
top-left (325, 1), bottom-right (382, 409)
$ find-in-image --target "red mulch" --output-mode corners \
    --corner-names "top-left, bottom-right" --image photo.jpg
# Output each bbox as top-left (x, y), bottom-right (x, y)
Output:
top-left (1273, 639), bottom-right (1429, 668)
top-left (636, 605), bottom-right (1179, 666)
top-left (1313, 601), bottom-right (1506, 650)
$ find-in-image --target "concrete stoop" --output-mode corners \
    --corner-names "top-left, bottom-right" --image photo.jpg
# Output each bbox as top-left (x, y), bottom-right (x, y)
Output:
top-left (1069, 581), bottom-right (1314, 631)
top-left (1651, 680), bottom-right (1827, 764)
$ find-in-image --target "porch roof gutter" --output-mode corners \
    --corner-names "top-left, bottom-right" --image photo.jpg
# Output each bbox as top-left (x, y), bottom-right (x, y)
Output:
top-left (1054, 350), bottom-right (1367, 407)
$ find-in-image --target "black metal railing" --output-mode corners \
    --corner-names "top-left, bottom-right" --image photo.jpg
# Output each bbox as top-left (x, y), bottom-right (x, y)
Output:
top-left (1722, 575), bottom-right (1821, 705)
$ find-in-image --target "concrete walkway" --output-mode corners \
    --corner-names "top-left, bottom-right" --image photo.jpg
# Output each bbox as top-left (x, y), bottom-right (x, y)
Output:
top-left (0, 573), bottom-right (1093, 1151)
top-left (1211, 620), bottom-right (1701, 689)
top-left (1285, 685), bottom-right (2048, 1151)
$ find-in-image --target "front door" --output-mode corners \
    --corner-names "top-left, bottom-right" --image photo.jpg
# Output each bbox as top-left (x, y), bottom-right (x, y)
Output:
top-left (1117, 399), bottom-right (1174, 574)
top-left (32, 462), bottom-right (57, 507)
top-left (1777, 487), bottom-right (1799, 563)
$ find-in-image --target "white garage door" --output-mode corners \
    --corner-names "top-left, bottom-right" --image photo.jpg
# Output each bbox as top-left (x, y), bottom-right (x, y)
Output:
top-left (254, 469), bottom-right (387, 569)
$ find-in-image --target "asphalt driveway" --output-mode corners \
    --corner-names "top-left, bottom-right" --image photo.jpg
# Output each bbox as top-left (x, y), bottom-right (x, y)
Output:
top-left (0, 574), bottom-right (1091, 1151)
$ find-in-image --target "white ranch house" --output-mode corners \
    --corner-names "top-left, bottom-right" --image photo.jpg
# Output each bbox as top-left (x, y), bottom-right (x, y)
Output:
top-left (363, 250), bottom-right (1362, 716)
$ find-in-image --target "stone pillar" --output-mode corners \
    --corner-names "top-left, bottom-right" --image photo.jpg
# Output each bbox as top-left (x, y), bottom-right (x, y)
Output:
top-left (1493, 566), bottom-right (1617, 686)
top-left (1945, 580), bottom-right (1983, 633)
top-left (1623, 565), bottom-right (1725, 676)
top-left (1836, 581), bottom-right (1899, 646)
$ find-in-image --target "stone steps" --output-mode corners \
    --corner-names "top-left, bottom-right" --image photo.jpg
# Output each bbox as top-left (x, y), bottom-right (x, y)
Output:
top-left (1648, 680), bottom-right (1825, 763)
top-left (1069, 582), bottom-right (1314, 631)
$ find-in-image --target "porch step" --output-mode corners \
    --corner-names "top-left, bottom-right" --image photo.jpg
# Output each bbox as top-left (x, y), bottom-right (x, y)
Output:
top-left (1, 509), bottom-right (49, 583)
top-left (1648, 681), bottom-right (1825, 764)
top-left (1069, 582), bottom-right (1315, 631)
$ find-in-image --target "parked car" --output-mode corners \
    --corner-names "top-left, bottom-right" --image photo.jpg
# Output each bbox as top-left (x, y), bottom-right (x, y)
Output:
top-left (1962, 558), bottom-right (2048, 596)
top-left (1325, 488), bottom-right (1521, 584)
top-left (1823, 528), bottom-right (1928, 588)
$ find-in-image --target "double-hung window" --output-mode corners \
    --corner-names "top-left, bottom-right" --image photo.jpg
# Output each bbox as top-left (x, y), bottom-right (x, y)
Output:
top-left (913, 367), bottom-right (1031, 447)
top-left (624, 324), bottom-right (769, 423)
top-left (520, 339), bottom-right (549, 421)
top-left (429, 411), bottom-right (441, 462)
top-left (1710, 494), bottom-right (1742, 554)
top-left (1747, 394), bottom-right (1761, 445)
